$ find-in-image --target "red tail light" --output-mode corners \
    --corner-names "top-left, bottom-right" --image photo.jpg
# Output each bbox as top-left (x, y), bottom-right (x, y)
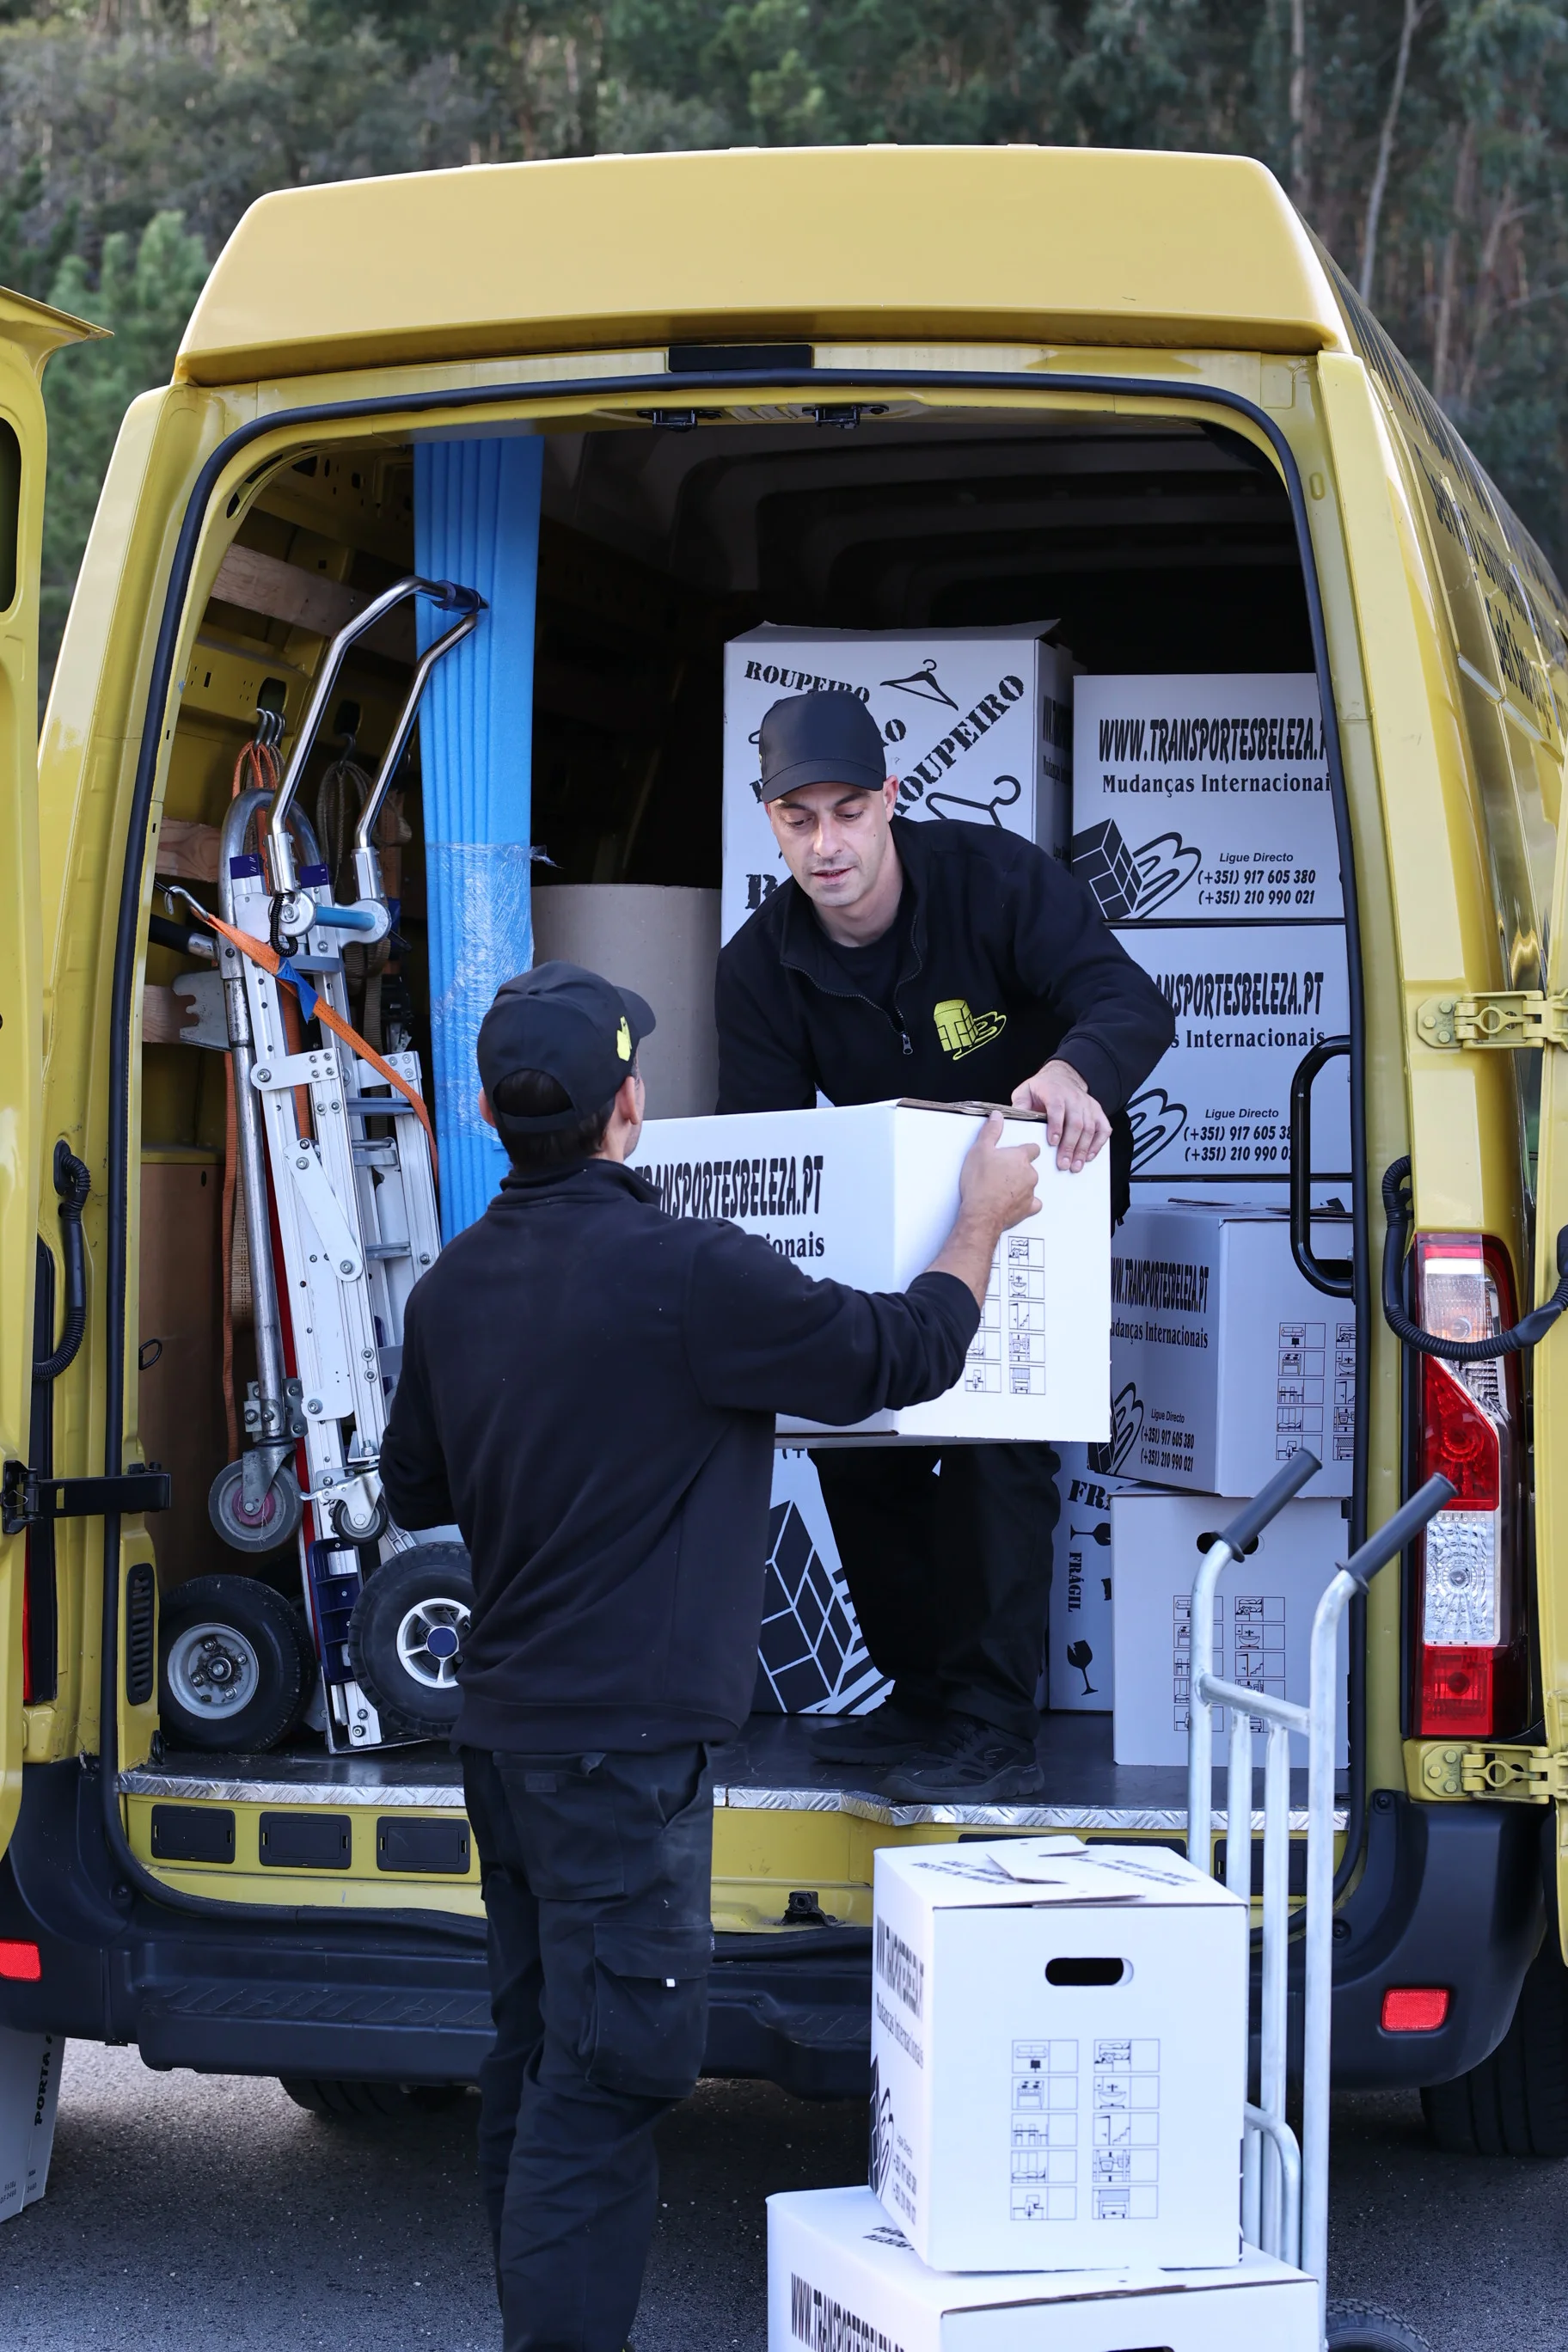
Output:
top-left (1411, 1235), bottom-right (1528, 1737)
top-left (0, 1940), bottom-right (40, 1981)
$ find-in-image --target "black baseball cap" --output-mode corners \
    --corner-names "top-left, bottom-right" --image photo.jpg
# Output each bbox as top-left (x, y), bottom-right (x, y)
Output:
top-left (758, 689), bottom-right (889, 804)
top-left (477, 960), bottom-right (655, 1134)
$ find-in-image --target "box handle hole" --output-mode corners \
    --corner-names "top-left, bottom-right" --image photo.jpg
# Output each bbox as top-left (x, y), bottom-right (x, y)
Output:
top-left (1045, 1956), bottom-right (1128, 1987)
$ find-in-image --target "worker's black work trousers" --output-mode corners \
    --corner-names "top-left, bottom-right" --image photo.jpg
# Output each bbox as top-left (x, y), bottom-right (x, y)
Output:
top-left (461, 1743), bottom-right (715, 2352)
top-left (812, 1442), bottom-right (1060, 1742)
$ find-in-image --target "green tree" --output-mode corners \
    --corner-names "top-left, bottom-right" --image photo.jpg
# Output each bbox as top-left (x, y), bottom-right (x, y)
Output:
top-left (40, 209), bottom-right (209, 673)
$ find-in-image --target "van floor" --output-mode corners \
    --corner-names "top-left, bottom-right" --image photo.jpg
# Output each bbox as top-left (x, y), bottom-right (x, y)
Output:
top-left (123, 1712), bottom-right (1326, 1829)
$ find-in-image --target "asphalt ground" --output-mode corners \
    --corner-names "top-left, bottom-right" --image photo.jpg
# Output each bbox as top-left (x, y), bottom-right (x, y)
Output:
top-left (0, 2044), bottom-right (1560, 2350)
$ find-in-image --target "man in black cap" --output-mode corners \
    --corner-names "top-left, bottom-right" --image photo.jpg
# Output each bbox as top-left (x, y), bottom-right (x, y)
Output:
top-left (377, 958), bottom-right (1041, 2352)
top-left (716, 687), bottom-right (1175, 1802)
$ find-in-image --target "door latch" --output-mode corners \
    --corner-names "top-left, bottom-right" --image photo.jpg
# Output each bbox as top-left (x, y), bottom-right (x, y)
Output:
top-left (2, 1461), bottom-right (171, 1537)
top-left (1417, 991), bottom-right (1568, 1050)
top-left (1417, 1740), bottom-right (1568, 1802)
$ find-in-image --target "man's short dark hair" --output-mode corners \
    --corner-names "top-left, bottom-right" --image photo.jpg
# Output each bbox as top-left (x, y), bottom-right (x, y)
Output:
top-left (490, 1066), bottom-right (623, 1169)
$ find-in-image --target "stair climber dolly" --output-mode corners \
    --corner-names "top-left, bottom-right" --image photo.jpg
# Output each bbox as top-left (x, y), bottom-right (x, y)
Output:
top-left (157, 576), bottom-right (484, 1756)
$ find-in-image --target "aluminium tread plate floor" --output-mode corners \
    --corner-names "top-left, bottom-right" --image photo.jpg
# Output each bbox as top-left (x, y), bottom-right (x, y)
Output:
top-left (123, 1711), bottom-right (1343, 1832)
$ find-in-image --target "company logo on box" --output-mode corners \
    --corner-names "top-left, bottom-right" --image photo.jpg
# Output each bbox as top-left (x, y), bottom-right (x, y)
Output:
top-left (1091, 1383), bottom-right (1144, 1477)
top-left (631, 1148), bottom-right (826, 1258)
top-left (874, 1918), bottom-right (926, 2021)
top-left (789, 2270), bottom-right (908, 2352)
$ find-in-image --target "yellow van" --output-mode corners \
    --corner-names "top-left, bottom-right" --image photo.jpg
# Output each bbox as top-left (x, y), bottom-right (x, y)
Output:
top-left (1, 144), bottom-right (1565, 2144)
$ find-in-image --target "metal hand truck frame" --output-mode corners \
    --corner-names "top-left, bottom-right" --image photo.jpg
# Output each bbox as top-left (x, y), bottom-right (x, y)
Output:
top-left (1186, 1451), bottom-right (1455, 2352)
top-left (164, 574), bottom-right (483, 1752)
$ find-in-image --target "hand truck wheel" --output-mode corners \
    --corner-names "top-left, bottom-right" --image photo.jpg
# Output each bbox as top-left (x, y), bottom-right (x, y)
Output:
top-left (158, 1573), bottom-right (309, 1753)
top-left (209, 1456), bottom-right (303, 1554)
top-left (346, 1543), bottom-right (474, 1743)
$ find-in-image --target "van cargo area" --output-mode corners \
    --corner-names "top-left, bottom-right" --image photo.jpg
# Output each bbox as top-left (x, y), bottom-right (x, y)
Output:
top-left (125, 400), bottom-right (1344, 1896)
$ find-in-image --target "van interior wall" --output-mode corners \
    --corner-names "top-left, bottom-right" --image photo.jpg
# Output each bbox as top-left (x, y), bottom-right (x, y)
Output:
top-left (138, 407), bottom-right (1311, 1606)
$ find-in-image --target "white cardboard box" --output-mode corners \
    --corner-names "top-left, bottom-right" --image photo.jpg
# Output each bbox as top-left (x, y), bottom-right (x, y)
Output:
top-left (1111, 1491), bottom-right (1350, 1768)
top-left (0, 2030), bottom-right (62, 2222)
top-left (1071, 673), bottom-right (1341, 922)
top-left (722, 624), bottom-right (1077, 944)
top-left (631, 1100), bottom-right (1110, 1444)
top-left (1046, 1444), bottom-right (1148, 1714)
top-left (769, 2188), bottom-right (1318, 2352)
top-left (1110, 1200), bottom-right (1356, 1497)
top-left (1115, 921), bottom-right (1351, 1185)
top-left (869, 1837), bottom-right (1246, 2271)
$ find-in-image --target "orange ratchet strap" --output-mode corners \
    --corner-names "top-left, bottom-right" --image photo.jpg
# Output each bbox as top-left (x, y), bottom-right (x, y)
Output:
top-left (202, 907), bottom-right (440, 1179)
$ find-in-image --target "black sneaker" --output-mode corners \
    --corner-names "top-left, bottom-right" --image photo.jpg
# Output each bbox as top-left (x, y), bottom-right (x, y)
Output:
top-left (808, 1702), bottom-right (938, 1765)
top-left (879, 1714), bottom-right (1045, 1803)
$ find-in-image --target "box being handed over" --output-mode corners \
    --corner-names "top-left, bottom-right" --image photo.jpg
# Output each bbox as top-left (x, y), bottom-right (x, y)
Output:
top-left (1111, 1200), bottom-right (1355, 1496)
top-left (722, 623), bottom-right (1077, 945)
top-left (870, 1836), bottom-right (1246, 2271)
top-left (769, 2189), bottom-right (1317, 2352)
top-left (632, 1100), bottom-right (1110, 1445)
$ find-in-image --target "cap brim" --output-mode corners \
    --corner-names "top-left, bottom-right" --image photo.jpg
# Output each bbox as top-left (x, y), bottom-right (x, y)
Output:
top-left (760, 756), bottom-right (888, 805)
top-left (616, 983), bottom-right (656, 1041)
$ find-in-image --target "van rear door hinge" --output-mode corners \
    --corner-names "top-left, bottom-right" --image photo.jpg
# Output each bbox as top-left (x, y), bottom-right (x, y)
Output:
top-left (2, 1461), bottom-right (171, 1537)
top-left (1417, 991), bottom-right (1568, 1050)
top-left (1418, 1742), bottom-right (1568, 1802)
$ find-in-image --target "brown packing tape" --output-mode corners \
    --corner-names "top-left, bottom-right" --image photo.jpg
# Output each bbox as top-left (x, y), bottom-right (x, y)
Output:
top-left (895, 1097), bottom-right (1050, 1123)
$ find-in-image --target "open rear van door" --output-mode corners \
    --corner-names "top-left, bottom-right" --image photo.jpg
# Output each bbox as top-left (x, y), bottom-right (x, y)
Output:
top-left (1527, 731), bottom-right (1568, 1941)
top-left (0, 286), bottom-right (98, 1860)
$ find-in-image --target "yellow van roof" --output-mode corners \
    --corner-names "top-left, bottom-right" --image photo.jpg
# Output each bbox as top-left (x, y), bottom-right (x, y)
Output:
top-left (176, 144), bottom-right (1348, 388)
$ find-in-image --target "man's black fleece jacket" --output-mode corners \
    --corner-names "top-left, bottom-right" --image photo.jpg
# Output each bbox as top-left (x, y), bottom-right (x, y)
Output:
top-left (377, 1158), bottom-right (978, 1752)
top-left (716, 816), bottom-right (1175, 1216)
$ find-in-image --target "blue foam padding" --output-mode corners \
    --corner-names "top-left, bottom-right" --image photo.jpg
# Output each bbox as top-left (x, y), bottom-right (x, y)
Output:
top-left (413, 436), bottom-right (542, 1240)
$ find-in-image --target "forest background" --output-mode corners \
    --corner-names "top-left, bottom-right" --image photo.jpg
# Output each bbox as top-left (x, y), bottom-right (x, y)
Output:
top-left (3, 0), bottom-right (1565, 681)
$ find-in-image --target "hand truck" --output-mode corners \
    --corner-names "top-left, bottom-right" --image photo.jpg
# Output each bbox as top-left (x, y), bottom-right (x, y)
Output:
top-left (165, 574), bottom-right (483, 1751)
top-left (1186, 1453), bottom-right (1455, 2352)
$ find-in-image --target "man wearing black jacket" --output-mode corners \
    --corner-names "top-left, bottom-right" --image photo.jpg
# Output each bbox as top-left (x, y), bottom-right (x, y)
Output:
top-left (716, 688), bottom-right (1176, 1803)
top-left (378, 959), bottom-right (1039, 2352)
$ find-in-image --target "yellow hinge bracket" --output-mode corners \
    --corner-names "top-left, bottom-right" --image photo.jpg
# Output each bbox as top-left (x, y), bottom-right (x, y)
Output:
top-left (1417, 991), bottom-right (1568, 1050)
top-left (1416, 1741), bottom-right (1568, 1801)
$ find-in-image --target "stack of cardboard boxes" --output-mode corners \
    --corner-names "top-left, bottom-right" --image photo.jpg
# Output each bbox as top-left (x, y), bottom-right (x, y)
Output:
top-left (718, 630), bottom-right (1357, 1743)
top-left (767, 1836), bottom-right (1317, 2347)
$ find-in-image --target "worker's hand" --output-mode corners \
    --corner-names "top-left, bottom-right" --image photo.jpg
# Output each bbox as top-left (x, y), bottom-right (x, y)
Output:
top-left (1012, 1058), bottom-right (1112, 1174)
top-left (927, 1113), bottom-right (1040, 1306)
top-left (959, 1110), bottom-right (1041, 1234)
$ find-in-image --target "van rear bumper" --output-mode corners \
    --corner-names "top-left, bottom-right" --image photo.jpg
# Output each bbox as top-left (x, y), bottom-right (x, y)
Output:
top-left (0, 1766), bottom-right (1545, 2097)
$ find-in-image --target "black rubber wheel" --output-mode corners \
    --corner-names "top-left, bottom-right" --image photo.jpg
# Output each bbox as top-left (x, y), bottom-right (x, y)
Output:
top-left (158, 1574), bottom-right (309, 1753)
top-left (209, 1456), bottom-right (303, 1555)
top-left (1326, 2302), bottom-right (1430, 2351)
top-left (279, 2077), bottom-right (469, 2122)
top-left (1420, 1936), bottom-right (1568, 2156)
top-left (346, 1543), bottom-right (474, 1743)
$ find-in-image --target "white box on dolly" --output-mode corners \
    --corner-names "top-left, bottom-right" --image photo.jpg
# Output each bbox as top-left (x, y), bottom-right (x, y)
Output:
top-left (722, 622), bottom-right (1078, 945)
top-left (868, 1836), bottom-right (1246, 2271)
top-left (1045, 1442), bottom-right (1148, 1713)
top-left (768, 2187), bottom-right (1317, 2352)
top-left (631, 1099), bottom-right (1110, 1446)
top-left (1111, 1490), bottom-right (1350, 1769)
top-left (1110, 1200), bottom-right (1355, 1496)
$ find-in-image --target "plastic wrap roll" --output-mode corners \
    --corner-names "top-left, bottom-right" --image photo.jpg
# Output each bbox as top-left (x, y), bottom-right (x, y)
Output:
top-left (413, 436), bottom-right (542, 1240)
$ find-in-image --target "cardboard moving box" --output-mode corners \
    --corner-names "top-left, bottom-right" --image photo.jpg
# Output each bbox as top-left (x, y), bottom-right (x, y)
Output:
top-left (755, 1450), bottom-right (887, 1715)
top-left (769, 2188), bottom-right (1318, 2352)
top-left (1114, 921), bottom-right (1351, 1186)
top-left (1111, 1491), bottom-right (1350, 1768)
top-left (1110, 1200), bottom-right (1355, 1496)
top-left (869, 1836), bottom-right (1246, 2271)
top-left (1071, 672), bottom-right (1341, 923)
top-left (632, 1100), bottom-right (1110, 1445)
top-left (0, 2031), bottom-right (62, 2222)
top-left (1045, 1443), bottom-right (1149, 1714)
top-left (722, 623), bottom-right (1077, 945)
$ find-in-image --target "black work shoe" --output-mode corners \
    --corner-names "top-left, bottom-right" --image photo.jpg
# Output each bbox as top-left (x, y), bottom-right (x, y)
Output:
top-left (879, 1714), bottom-right (1045, 1803)
top-left (808, 1702), bottom-right (938, 1765)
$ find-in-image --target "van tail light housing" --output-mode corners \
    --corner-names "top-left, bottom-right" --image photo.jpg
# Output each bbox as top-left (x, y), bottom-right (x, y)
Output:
top-left (1411, 1234), bottom-right (1528, 1737)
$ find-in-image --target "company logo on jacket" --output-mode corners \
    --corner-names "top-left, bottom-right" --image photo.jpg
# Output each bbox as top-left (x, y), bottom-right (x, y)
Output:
top-left (933, 998), bottom-right (1007, 1059)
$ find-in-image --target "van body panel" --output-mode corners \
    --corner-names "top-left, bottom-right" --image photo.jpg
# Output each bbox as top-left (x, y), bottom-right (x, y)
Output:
top-left (175, 149), bottom-right (1350, 388)
top-left (0, 291), bottom-right (94, 1857)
